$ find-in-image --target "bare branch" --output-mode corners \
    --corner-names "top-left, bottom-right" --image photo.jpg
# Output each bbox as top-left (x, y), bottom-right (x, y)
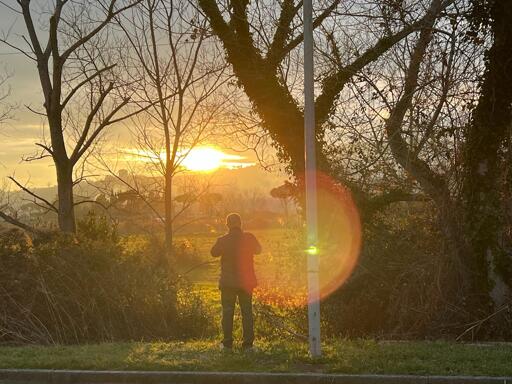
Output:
top-left (384, 0), bottom-right (449, 202)
top-left (8, 177), bottom-right (58, 213)
top-left (61, 64), bottom-right (116, 109)
top-left (73, 97), bottom-right (131, 163)
top-left (69, 83), bottom-right (115, 164)
top-left (268, 0), bottom-right (341, 67)
top-left (0, 37), bottom-right (36, 61)
top-left (0, 209), bottom-right (41, 235)
top-left (25, 104), bottom-right (47, 117)
top-left (315, 0), bottom-right (455, 127)
top-left (60, 0), bottom-right (143, 62)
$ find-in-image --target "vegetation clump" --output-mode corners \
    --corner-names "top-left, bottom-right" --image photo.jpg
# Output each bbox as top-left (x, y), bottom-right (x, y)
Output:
top-left (0, 214), bottom-right (215, 345)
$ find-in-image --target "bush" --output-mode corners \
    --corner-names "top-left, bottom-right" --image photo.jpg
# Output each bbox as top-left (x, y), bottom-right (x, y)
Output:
top-left (0, 213), bottom-right (215, 345)
top-left (321, 202), bottom-right (459, 339)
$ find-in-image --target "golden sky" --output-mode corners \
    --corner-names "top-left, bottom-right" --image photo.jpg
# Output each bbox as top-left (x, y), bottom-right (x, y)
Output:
top-left (0, 6), bottom-right (263, 188)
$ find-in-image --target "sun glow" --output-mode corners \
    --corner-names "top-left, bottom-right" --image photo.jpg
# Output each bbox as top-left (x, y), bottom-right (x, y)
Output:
top-left (180, 147), bottom-right (243, 172)
top-left (122, 146), bottom-right (251, 172)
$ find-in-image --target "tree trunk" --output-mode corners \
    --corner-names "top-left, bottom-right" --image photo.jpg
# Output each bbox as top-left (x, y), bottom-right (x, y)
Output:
top-left (462, 0), bottom-right (512, 310)
top-left (56, 161), bottom-right (76, 233)
top-left (437, 200), bottom-right (473, 295)
top-left (164, 170), bottom-right (173, 266)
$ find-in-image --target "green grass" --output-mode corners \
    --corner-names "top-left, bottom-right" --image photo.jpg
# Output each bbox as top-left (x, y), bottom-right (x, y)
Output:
top-left (175, 226), bottom-right (311, 313)
top-left (0, 340), bottom-right (511, 376)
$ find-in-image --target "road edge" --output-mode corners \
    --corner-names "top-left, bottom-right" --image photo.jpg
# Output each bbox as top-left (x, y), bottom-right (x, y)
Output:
top-left (0, 369), bottom-right (510, 384)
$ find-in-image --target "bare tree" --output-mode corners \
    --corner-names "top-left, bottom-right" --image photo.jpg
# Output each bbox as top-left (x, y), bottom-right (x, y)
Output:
top-left (0, 0), bottom-right (142, 233)
top-left (108, 0), bottom-right (230, 259)
top-left (357, 0), bottom-right (512, 313)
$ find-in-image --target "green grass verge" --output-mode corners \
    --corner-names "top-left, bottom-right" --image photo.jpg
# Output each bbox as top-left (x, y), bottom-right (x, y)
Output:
top-left (0, 340), bottom-right (511, 376)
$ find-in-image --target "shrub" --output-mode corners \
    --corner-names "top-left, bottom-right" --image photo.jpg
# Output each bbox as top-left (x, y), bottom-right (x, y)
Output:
top-left (321, 202), bottom-right (457, 339)
top-left (0, 213), bottom-right (214, 345)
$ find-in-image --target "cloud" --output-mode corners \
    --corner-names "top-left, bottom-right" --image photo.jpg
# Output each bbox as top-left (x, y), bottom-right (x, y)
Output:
top-left (1, 137), bottom-right (39, 150)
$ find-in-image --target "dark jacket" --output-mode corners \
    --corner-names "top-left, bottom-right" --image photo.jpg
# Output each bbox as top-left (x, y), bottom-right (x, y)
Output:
top-left (211, 227), bottom-right (261, 292)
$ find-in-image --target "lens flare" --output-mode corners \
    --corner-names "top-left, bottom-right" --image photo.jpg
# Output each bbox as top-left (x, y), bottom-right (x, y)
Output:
top-left (254, 172), bottom-right (362, 307)
top-left (306, 245), bottom-right (319, 255)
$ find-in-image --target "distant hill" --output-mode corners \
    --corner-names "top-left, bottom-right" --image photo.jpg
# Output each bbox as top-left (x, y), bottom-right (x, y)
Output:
top-left (202, 165), bottom-right (286, 192)
top-left (8, 165), bottom-right (290, 210)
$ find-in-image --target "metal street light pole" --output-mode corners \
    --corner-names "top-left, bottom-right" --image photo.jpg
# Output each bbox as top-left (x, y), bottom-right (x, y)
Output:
top-left (303, 0), bottom-right (321, 357)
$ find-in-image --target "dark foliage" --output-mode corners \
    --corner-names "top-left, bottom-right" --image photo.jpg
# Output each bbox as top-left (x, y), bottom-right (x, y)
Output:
top-left (322, 202), bottom-right (512, 340)
top-left (0, 214), bottom-right (214, 345)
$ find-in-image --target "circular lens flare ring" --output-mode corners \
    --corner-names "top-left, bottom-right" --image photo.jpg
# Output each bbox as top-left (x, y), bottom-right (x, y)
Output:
top-left (255, 172), bottom-right (362, 308)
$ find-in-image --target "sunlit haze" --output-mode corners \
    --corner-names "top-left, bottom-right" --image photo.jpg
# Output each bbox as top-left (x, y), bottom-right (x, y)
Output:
top-left (180, 147), bottom-right (250, 172)
top-left (121, 146), bottom-right (254, 172)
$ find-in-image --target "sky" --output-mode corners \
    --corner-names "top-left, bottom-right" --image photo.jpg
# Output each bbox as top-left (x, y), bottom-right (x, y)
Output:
top-left (0, 3), bottom-right (58, 186)
top-left (0, 3), bottom-right (262, 188)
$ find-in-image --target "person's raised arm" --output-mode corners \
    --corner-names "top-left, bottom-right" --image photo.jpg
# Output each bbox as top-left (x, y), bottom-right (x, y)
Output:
top-left (211, 238), bottom-right (223, 257)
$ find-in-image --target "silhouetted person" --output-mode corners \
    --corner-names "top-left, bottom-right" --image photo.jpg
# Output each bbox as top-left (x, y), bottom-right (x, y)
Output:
top-left (211, 213), bottom-right (261, 350)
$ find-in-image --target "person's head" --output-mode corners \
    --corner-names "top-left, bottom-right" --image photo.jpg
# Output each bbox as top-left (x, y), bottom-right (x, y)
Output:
top-left (226, 213), bottom-right (242, 229)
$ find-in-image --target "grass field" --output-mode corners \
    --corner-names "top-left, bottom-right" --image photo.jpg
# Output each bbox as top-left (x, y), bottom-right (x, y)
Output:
top-left (0, 340), bottom-right (512, 376)
top-left (175, 227), bottom-right (305, 284)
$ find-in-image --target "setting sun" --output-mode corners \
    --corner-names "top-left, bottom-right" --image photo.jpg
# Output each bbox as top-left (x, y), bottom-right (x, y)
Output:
top-left (179, 147), bottom-right (252, 172)
top-left (179, 147), bottom-right (229, 172)
top-left (122, 146), bottom-right (251, 172)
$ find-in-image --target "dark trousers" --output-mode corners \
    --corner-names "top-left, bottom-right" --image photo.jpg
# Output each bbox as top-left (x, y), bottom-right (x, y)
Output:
top-left (220, 287), bottom-right (254, 348)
